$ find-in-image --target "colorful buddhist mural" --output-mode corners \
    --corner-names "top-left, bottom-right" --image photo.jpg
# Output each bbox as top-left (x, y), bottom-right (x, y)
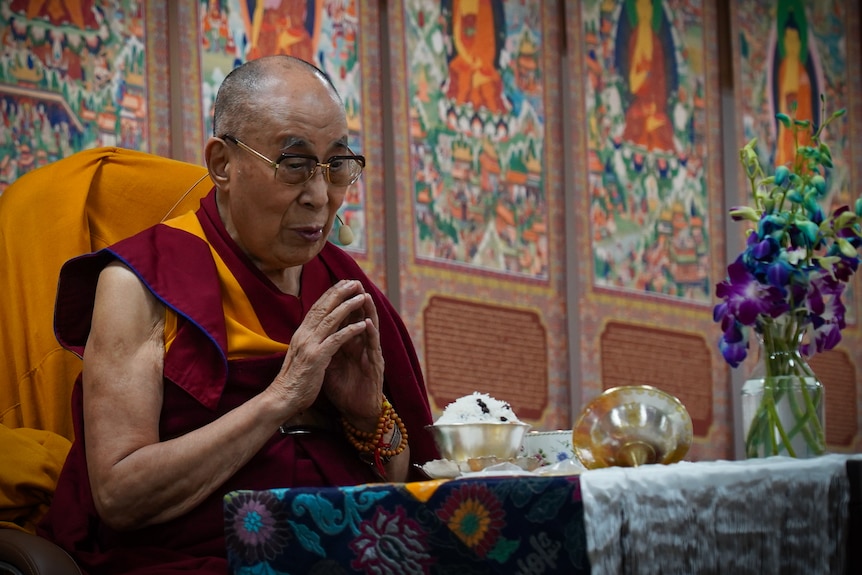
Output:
top-left (198, 0), bottom-right (365, 250)
top-left (0, 1), bottom-right (154, 193)
top-left (583, 0), bottom-right (713, 302)
top-left (404, 0), bottom-right (549, 279)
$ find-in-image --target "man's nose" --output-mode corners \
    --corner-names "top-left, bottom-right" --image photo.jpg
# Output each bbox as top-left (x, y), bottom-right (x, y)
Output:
top-left (300, 167), bottom-right (329, 208)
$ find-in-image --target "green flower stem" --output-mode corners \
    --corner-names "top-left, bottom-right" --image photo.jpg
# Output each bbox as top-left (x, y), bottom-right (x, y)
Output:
top-left (744, 320), bottom-right (826, 458)
top-left (762, 323), bottom-right (796, 456)
top-left (786, 381), bottom-right (818, 450)
top-left (746, 381), bottom-right (793, 457)
top-left (766, 383), bottom-right (795, 457)
top-left (798, 381), bottom-right (826, 446)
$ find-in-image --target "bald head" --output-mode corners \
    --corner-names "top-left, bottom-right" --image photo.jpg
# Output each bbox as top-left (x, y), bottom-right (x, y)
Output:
top-left (212, 56), bottom-right (341, 138)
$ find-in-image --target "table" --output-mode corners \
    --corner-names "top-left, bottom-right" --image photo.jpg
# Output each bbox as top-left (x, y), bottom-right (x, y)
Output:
top-left (224, 455), bottom-right (859, 575)
top-left (580, 454), bottom-right (854, 575)
top-left (224, 473), bottom-right (589, 574)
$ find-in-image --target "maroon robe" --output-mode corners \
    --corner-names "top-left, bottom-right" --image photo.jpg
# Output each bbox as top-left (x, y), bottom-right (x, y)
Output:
top-left (37, 189), bottom-right (439, 574)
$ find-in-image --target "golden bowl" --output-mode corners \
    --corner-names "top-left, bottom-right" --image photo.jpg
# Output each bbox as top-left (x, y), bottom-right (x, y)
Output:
top-left (572, 385), bottom-right (692, 469)
top-left (426, 421), bottom-right (532, 462)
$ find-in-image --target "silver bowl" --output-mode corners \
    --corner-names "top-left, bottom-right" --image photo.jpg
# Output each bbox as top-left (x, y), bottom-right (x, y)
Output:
top-left (426, 421), bottom-right (532, 462)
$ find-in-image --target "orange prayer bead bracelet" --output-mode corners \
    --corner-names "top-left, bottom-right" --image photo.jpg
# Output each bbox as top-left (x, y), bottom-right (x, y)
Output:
top-left (341, 396), bottom-right (408, 478)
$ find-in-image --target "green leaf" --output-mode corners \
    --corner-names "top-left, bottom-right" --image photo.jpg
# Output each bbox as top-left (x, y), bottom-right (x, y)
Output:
top-left (819, 142), bottom-right (832, 160)
top-left (794, 119), bottom-right (811, 128)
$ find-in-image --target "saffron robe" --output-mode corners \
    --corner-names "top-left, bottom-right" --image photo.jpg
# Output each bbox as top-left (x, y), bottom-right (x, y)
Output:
top-left (38, 189), bottom-right (438, 574)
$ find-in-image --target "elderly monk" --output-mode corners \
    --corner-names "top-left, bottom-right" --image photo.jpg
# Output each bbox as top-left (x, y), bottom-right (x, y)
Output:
top-left (38, 55), bottom-right (438, 574)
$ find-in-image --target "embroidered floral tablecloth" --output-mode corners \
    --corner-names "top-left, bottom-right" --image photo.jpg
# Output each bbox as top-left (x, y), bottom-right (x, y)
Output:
top-left (224, 474), bottom-right (589, 574)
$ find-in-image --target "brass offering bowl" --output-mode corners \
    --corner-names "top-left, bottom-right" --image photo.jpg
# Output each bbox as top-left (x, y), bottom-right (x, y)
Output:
top-left (572, 385), bottom-right (692, 469)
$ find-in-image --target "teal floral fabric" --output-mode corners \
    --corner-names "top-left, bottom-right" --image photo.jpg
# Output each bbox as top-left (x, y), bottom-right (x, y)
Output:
top-left (224, 475), bottom-right (589, 574)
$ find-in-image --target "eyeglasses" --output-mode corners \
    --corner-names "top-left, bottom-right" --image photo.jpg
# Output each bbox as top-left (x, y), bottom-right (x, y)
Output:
top-left (221, 134), bottom-right (365, 186)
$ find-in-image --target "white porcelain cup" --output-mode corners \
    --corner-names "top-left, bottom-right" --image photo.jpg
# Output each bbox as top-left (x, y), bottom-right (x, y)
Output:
top-left (519, 430), bottom-right (575, 467)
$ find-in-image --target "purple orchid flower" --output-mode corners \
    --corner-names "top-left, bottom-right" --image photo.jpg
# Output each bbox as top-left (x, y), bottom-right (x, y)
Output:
top-left (765, 260), bottom-right (791, 289)
top-left (830, 256), bottom-right (858, 282)
top-left (716, 107), bottom-right (861, 372)
top-left (802, 292), bottom-right (846, 355)
top-left (718, 320), bottom-right (749, 368)
top-left (750, 236), bottom-right (779, 261)
top-left (714, 257), bottom-right (789, 326)
top-left (804, 278), bottom-right (825, 316)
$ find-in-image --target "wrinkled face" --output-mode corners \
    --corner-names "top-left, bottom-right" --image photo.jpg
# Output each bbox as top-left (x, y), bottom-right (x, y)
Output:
top-left (215, 69), bottom-right (350, 275)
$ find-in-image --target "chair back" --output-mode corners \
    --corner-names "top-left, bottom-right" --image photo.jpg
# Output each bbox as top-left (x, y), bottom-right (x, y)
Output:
top-left (0, 147), bottom-right (210, 439)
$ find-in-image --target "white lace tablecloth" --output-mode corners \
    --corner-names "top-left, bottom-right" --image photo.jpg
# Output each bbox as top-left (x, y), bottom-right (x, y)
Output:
top-left (580, 454), bottom-right (855, 575)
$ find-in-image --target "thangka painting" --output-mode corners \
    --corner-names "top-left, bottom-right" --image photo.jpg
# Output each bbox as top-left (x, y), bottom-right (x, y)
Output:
top-left (0, 1), bottom-right (166, 193)
top-left (583, 0), bottom-right (714, 302)
top-left (198, 0), bottom-right (367, 252)
top-left (732, 0), bottom-right (859, 322)
top-left (404, 0), bottom-right (549, 280)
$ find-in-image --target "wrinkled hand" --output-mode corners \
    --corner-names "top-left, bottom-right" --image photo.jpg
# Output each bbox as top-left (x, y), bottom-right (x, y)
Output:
top-left (323, 283), bottom-right (384, 429)
top-left (268, 280), bottom-right (378, 417)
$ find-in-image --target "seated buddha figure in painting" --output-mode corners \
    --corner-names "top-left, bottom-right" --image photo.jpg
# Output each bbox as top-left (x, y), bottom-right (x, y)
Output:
top-left (444, 0), bottom-right (508, 115)
top-left (620, 0), bottom-right (675, 154)
top-left (773, 1), bottom-right (818, 170)
top-left (248, 0), bottom-right (319, 63)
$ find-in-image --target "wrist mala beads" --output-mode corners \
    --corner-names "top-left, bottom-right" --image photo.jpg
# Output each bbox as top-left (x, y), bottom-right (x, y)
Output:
top-left (341, 396), bottom-right (408, 478)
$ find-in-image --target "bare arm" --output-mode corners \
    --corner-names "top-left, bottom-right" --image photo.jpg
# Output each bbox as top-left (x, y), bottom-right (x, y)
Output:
top-left (84, 263), bottom-right (376, 530)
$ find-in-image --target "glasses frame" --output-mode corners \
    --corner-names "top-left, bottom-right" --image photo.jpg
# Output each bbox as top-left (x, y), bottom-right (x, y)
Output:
top-left (221, 134), bottom-right (366, 186)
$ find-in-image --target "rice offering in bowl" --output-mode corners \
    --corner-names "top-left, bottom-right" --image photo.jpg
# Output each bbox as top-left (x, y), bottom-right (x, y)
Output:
top-left (428, 393), bottom-right (530, 462)
top-left (435, 392), bottom-right (521, 424)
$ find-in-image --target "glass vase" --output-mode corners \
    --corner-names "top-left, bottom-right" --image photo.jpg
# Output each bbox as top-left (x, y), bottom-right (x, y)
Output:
top-left (741, 326), bottom-right (826, 458)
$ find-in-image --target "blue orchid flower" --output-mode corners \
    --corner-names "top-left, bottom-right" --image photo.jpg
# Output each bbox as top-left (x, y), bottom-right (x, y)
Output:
top-left (774, 165), bottom-right (790, 186)
top-left (758, 214), bottom-right (787, 240)
top-left (792, 220), bottom-right (820, 248)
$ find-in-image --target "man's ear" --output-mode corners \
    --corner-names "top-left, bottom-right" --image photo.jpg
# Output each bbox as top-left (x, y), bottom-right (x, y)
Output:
top-left (205, 137), bottom-right (230, 187)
